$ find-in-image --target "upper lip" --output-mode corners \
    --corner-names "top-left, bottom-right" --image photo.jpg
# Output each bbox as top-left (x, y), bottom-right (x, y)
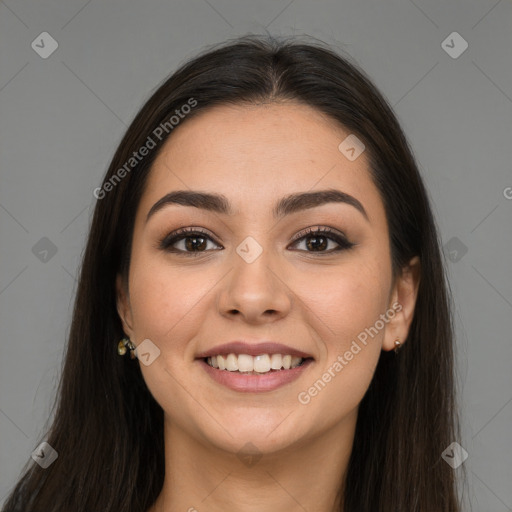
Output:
top-left (196, 341), bottom-right (314, 359)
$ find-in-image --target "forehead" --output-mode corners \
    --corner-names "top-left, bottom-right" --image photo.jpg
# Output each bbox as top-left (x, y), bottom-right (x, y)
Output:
top-left (138, 102), bottom-right (383, 222)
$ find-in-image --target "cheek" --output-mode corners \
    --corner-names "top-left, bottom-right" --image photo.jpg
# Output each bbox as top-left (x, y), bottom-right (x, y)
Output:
top-left (127, 254), bottom-right (195, 340)
top-left (300, 257), bottom-right (390, 341)
top-left (297, 266), bottom-right (388, 417)
top-left (127, 250), bottom-right (223, 355)
top-left (313, 260), bottom-right (390, 404)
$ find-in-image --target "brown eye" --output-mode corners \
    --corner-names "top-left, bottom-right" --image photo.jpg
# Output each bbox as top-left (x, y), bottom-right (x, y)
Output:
top-left (159, 228), bottom-right (222, 254)
top-left (158, 226), bottom-right (354, 256)
top-left (289, 227), bottom-right (355, 254)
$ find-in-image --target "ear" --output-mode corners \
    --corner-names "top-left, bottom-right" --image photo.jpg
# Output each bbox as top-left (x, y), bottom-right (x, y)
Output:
top-left (116, 273), bottom-right (135, 339)
top-left (382, 256), bottom-right (421, 351)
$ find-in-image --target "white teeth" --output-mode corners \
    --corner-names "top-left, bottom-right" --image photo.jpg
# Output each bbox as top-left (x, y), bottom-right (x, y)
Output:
top-left (226, 353), bottom-right (239, 371)
top-left (206, 353), bottom-right (305, 373)
top-left (270, 354), bottom-right (282, 370)
top-left (237, 354), bottom-right (253, 372)
top-left (253, 354), bottom-right (270, 373)
top-left (291, 356), bottom-right (302, 367)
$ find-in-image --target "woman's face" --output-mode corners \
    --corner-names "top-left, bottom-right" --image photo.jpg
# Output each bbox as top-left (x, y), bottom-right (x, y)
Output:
top-left (117, 102), bottom-right (418, 455)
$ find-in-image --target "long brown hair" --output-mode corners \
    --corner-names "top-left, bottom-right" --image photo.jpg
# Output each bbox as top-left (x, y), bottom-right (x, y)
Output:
top-left (2, 34), bottom-right (466, 512)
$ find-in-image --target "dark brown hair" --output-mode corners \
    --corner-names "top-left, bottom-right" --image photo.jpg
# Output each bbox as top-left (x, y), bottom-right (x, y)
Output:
top-left (3, 34), bottom-right (466, 512)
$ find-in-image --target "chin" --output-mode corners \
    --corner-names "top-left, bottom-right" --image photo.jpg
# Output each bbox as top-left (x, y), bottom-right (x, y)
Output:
top-left (196, 413), bottom-right (307, 456)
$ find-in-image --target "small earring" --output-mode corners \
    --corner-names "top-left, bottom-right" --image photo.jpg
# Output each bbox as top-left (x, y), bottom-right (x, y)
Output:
top-left (394, 338), bottom-right (402, 354)
top-left (118, 337), bottom-right (136, 359)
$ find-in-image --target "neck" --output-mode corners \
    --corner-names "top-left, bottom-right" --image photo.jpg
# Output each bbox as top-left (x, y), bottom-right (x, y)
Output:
top-left (148, 409), bottom-right (357, 512)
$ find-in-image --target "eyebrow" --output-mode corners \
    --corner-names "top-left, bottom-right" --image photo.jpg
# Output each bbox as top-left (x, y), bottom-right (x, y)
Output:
top-left (145, 189), bottom-right (369, 224)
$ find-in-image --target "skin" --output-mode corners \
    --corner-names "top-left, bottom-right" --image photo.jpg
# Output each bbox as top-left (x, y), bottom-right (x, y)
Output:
top-left (116, 102), bottom-right (420, 512)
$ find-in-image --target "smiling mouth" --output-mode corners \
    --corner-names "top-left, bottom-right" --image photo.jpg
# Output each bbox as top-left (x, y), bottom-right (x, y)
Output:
top-left (202, 353), bottom-right (313, 375)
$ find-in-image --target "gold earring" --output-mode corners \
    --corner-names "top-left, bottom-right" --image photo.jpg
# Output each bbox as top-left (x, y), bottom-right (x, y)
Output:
top-left (118, 337), bottom-right (136, 359)
top-left (394, 338), bottom-right (401, 354)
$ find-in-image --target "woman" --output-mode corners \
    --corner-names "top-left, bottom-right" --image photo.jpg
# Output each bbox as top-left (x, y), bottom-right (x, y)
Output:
top-left (3, 34), bottom-right (465, 512)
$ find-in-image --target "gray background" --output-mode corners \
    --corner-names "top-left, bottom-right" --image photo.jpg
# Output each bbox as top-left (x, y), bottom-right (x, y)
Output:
top-left (1, 0), bottom-right (511, 510)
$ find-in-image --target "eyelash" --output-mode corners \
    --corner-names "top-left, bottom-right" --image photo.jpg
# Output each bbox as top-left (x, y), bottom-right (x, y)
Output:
top-left (157, 226), bottom-right (355, 256)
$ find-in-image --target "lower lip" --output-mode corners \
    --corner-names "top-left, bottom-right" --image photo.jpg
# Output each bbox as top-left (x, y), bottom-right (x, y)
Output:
top-left (198, 358), bottom-right (314, 392)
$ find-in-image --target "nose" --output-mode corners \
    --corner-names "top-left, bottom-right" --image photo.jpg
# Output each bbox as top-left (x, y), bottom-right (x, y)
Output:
top-left (216, 246), bottom-right (292, 325)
